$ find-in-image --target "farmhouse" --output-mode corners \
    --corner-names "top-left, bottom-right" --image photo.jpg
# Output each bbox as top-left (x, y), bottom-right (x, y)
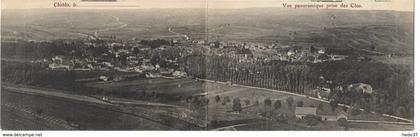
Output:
top-left (172, 70), bottom-right (187, 78)
top-left (295, 107), bottom-right (317, 119)
top-left (347, 83), bottom-right (373, 94)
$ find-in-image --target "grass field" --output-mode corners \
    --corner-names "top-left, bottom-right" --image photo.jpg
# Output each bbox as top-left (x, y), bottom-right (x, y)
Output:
top-left (1, 89), bottom-right (174, 130)
top-left (81, 77), bottom-right (414, 130)
top-left (86, 78), bottom-right (204, 95)
top-left (2, 9), bottom-right (413, 55)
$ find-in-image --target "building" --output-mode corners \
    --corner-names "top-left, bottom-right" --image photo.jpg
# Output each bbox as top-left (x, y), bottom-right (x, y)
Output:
top-left (316, 87), bottom-right (331, 100)
top-left (99, 76), bottom-right (109, 81)
top-left (337, 111), bottom-right (348, 120)
top-left (172, 71), bottom-right (187, 78)
top-left (347, 83), bottom-right (373, 94)
top-left (287, 50), bottom-right (296, 56)
top-left (146, 72), bottom-right (162, 78)
top-left (48, 63), bottom-right (70, 70)
top-left (295, 107), bottom-right (317, 119)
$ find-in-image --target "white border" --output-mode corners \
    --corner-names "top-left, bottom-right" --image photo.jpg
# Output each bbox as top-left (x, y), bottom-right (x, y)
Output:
top-left (0, 1), bottom-right (418, 137)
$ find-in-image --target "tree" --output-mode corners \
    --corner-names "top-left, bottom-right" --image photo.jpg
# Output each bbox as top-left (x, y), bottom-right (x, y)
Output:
top-left (350, 105), bottom-right (361, 116)
top-left (286, 97), bottom-right (294, 107)
top-left (317, 104), bottom-right (324, 111)
top-left (244, 99), bottom-right (251, 106)
top-left (254, 100), bottom-right (260, 106)
top-left (274, 100), bottom-right (282, 109)
top-left (264, 98), bottom-right (272, 107)
top-left (215, 95), bottom-right (221, 103)
top-left (132, 47), bottom-right (140, 54)
top-left (330, 100), bottom-right (339, 111)
top-left (232, 97), bottom-right (242, 112)
top-left (186, 95), bottom-right (193, 103)
top-left (223, 96), bottom-right (231, 103)
top-left (396, 106), bottom-right (407, 118)
top-left (297, 101), bottom-right (304, 107)
top-left (141, 91), bottom-right (147, 99)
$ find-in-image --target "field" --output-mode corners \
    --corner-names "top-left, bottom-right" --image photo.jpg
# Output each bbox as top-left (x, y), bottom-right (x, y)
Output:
top-left (2, 9), bottom-right (413, 55)
top-left (81, 77), bottom-right (413, 130)
top-left (1, 9), bottom-right (205, 40)
top-left (1, 88), bottom-right (174, 130)
top-left (205, 81), bottom-right (413, 130)
top-left (85, 78), bottom-right (206, 106)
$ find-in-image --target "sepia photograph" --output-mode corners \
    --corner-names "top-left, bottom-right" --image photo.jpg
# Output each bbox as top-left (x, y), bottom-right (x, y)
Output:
top-left (0, 0), bottom-right (415, 133)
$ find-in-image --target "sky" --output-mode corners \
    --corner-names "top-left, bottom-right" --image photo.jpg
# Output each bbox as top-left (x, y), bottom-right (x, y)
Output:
top-left (1, 0), bottom-right (414, 11)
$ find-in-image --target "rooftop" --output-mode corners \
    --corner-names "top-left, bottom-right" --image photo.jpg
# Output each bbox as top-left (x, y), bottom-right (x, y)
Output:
top-left (295, 107), bottom-right (317, 115)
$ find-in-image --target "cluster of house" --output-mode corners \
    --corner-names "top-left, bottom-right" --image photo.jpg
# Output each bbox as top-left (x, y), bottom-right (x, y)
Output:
top-left (47, 43), bottom-right (187, 79)
top-left (306, 80), bottom-right (374, 101)
top-left (280, 46), bottom-right (347, 63)
top-left (48, 55), bottom-right (188, 79)
top-left (45, 35), bottom-right (350, 82)
top-left (189, 39), bottom-right (348, 64)
top-left (294, 106), bottom-right (348, 121)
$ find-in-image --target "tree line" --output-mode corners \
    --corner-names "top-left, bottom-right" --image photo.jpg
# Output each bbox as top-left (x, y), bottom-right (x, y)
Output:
top-left (1, 61), bottom-right (77, 90)
top-left (180, 55), bottom-right (414, 119)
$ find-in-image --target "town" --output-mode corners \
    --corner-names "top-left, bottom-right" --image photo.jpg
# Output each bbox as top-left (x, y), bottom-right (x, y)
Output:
top-left (1, 7), bottom-right (414, 131)
top-left (44, 33), bottom-right (348, 78)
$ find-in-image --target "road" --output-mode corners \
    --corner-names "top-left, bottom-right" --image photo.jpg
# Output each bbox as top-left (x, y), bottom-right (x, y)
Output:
top-left (168, 27), bottom-right (190, 40)
top-left (211, 124), bottom-right (248, 131)
top-left (69, 14), bottom-right (128, 39)
top-left (95, 15), bottom-right (128, 33)
top-left (348, 120), bottom-right (413, 125)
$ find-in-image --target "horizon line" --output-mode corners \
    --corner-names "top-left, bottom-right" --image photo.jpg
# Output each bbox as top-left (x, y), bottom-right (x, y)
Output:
top-left (1, 7), bottom-right (414, 12)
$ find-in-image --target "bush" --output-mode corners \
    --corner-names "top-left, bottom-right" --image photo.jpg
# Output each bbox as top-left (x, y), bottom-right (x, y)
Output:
top-left (215, 95), bottom-right (221, 102)
top-left (304, 115), bottom-right (322, 126)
